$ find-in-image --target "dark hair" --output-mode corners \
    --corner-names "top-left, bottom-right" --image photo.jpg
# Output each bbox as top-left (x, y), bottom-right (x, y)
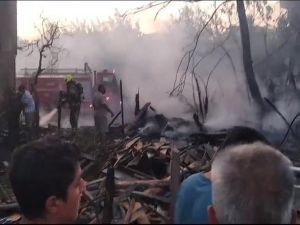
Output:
top-left (98, 84), bottom-right (105, 91)
top-left (9, 136), bottom-right (80, 220)
top-left (219, 126), bottom-right (270, 151)
top-left (18, 85), bottom-right (25, 92)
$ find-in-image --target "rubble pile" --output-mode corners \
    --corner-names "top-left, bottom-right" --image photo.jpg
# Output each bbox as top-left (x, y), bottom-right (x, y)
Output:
top-left (0, 124), bottom-right (226, 223)
top-left (75, 128), bottom-right (224, 224)
top-left (0, 172), bottom-right (17, 213)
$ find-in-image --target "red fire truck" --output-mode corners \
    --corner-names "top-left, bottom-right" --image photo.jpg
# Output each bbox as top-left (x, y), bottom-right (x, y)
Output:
top-left (16, 64), bottom-right (121, 114)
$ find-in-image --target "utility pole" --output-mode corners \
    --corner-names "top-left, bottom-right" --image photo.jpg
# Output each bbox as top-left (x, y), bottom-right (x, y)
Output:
top-left (0, 1), bottom-right (17, 94)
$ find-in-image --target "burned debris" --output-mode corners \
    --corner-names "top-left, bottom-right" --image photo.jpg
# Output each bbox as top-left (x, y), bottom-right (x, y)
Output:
top-left (75, 130), bottom-right (222, 224)
top-left (2, 1), bottom-right (300, 224)
top-left (1, 85), bottom-right (300, 224)
top-left (0, 98), bottom-right (228, 224)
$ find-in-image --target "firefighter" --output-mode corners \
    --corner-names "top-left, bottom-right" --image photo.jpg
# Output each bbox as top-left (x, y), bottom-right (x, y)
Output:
top-left (63, 74), bottom-right (83, 131)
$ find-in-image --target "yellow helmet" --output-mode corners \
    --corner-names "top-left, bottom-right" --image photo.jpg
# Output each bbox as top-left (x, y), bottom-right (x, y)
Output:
top-left (64, 74), bottom-right (73, 83)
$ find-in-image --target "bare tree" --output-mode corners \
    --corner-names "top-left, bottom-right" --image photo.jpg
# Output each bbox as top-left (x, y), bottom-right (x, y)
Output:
top-left (19, 15), bottom-right (64, 127)
top-left (121, 1), bottom-right (172, 21)
top-left (236, 0), bottom-right (265, 114)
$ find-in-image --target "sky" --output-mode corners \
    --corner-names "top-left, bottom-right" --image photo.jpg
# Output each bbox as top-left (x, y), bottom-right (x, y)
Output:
top-left (17, 1), bottom-right (189, 39)
top-left (17, 1), bottom-right (282, 40)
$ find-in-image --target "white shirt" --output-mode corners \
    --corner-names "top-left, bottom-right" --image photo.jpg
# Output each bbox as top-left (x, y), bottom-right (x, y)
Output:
top-left (93, 92), bottom-right (107, 117)
top-left (21, 90), bottom-right (35, 113)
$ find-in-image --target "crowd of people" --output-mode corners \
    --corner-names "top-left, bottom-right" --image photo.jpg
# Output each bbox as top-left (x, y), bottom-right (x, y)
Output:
top-left (2, 126), bottom-right (297, 224)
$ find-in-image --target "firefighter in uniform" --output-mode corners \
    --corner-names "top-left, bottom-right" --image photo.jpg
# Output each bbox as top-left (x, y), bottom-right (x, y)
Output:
top-left (61, 74), bottom-right (83, 131)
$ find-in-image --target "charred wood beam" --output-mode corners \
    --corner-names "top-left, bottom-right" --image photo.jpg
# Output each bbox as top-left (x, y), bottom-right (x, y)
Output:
top-left (108, 111), bottom-right (121, 128)
top-left (169, 143), bottom-right (180, 223)
top-left (0, 203), bottom-right (19, 211)
top-left (120, 80), bottom-right (125, 137)
top-left (102, 166), bottom-right (115, 224)
top-left (193, 113), bottom-right (203, 131)
top-left (135, 89), bottom-right (140, 116)
top-left (135, 103), bottom-right (151, 122)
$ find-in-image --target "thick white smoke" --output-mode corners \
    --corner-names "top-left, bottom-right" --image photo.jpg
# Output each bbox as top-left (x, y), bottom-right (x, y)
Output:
top-left (16, 2), bottom-right (300, 135)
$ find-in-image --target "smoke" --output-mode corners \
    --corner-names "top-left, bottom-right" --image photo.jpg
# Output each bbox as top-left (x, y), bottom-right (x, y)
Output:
top-left (263, 91), bottom-right (300, 132)
top-left (16, 3), bottom-right (300, 133)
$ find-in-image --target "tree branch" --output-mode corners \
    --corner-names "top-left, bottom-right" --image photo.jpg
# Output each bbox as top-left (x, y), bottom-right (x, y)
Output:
top-left (170, 1), bottom-right (227, 96)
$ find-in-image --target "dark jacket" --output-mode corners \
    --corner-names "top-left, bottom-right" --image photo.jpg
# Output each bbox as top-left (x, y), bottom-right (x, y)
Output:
top-left (66, 81), bottom-right (83, 104)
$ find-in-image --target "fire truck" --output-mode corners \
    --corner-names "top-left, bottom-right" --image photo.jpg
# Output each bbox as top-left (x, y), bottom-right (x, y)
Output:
top-left (16, 64), bottom-right (121, 114)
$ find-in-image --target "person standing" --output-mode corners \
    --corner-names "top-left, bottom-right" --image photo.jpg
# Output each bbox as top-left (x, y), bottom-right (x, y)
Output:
top-left (93, 84), bottom-right (114, 141)
top-left (18, 85), bottom-right (35, 140)
top-left (1, 87), bottom-right (23, 149)
top-left (63, 74), bottom-right (83, 131)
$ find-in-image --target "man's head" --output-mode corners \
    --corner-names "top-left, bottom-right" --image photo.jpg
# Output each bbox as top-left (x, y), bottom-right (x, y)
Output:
top-left (98, 84), bottom-right (106, 94)
top-left (205, 126), bottom-right (271, 172)
top-left (18, 85), bottom-right (26, 94)
top-left (9, 136), bottom-right (85, 224)
top-left (208, 142), bottom-right (296, 224)
top-left (64, 74), bottom-right (73, 83)
top-left (219, 126), bottom-right (270, 151)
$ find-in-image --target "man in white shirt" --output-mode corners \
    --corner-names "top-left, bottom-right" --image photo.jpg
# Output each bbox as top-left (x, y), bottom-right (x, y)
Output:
top-left (18, 85), bottom-right (35, 129)
top-left (93, 84), bottom-right (114, 141)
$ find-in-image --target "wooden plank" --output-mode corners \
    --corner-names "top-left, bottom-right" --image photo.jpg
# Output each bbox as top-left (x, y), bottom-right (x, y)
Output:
top-left (123, 199), bottom-right (135, 224)
top-left (116, 177), bottom-right (170, 189)
top-left (169, 142), bottom-right (180, 223)
top-left (102, 166), bottom-right (115, 224)
top-left (125, 137), bottom-right (140, 150)
top-left (82, 162), bottom-right (94, 176)
top-left (131, 191), bottom-right (170, 205)
top-left (80, 152), bottom-right (96, 161)
top-left (0, 202), bottom-right (19, 211)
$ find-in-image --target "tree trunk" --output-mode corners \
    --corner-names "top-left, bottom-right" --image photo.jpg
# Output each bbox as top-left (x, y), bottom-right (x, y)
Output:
top-left (286, 32), bottom-right (300, 91)
top-left (286, 55), bottom-right (297, 90)
top-left (32, 50), bottom-right (44, 128)
top-left (236, 0), bottom-right (265, 113)
top-left (30, 83), bottom-right (39, 129)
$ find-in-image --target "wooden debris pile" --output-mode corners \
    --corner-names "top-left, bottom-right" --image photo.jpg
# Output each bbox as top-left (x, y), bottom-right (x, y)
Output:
top-left (0, 176), bottom-right (17, 213)
top-left (0, 127), bottom-right (227, 224)
top-left (78, 135), bottom-right (222, 224)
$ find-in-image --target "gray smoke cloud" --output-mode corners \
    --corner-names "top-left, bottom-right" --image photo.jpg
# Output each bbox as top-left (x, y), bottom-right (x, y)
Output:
top-left (16, 2), bottom-right (300, 135)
